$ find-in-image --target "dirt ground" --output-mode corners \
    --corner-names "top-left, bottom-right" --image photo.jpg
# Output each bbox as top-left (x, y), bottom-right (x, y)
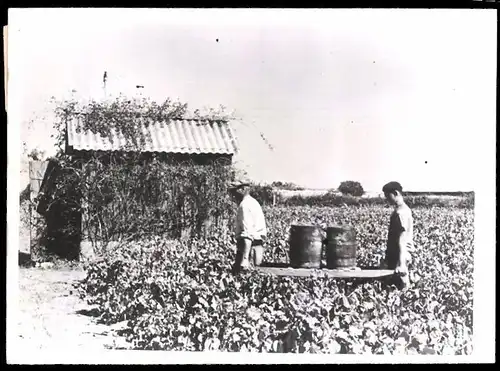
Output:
top-left (13, 267), bottom-right (130, 360)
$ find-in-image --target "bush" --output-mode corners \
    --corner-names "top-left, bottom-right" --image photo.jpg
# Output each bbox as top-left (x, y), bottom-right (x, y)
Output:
top-left (279, 194), bottom-right (474, 209)
top-left (251, 184), bottom-right (278, 206)
top-left (271, 181), bottom-right (305, 191)
top-left (405, 195), bottom-right (475, 209)
top-left (338, 181), bottom-right (364, 197)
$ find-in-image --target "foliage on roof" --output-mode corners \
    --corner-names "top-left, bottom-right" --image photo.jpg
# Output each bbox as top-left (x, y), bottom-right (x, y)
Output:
top-left (52, 94), bottom-right (237, 154)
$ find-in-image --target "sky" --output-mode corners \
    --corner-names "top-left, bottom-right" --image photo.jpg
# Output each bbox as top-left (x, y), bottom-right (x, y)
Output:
top-left (8, 8), bottom-right (497, 191)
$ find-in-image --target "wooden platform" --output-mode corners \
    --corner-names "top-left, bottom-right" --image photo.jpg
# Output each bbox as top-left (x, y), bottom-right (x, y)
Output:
top-left (255, 266), bottom-right (395, 279)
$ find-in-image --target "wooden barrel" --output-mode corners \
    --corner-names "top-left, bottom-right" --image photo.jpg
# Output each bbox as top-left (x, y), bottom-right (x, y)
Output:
top-left (325, 226), bottom-right (357, 269)
top-left (289, 225), bottom-right (324, 269)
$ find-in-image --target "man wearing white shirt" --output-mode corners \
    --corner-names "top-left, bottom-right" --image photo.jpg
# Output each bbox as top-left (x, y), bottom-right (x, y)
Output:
top-left (229, 179), bottom-right (267, 274)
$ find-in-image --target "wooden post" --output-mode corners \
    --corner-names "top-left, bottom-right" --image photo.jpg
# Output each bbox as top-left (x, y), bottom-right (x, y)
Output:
top-left (80, 163), bottom-right (95, 260)
top-left (28, 161), bottom-right (49, 258)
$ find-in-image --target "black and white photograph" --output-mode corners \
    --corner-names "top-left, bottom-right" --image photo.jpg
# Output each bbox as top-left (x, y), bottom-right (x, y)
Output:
top-left (6, 8), bottom-right (496, 364)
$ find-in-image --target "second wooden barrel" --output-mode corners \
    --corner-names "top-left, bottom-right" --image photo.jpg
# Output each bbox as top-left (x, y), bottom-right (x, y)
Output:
top-left (289, 225), bottom-right (324, 269)
top-left (325, 226), bottom-right (357, 269)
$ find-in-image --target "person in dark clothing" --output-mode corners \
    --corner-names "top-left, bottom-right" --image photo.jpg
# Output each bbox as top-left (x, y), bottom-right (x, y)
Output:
top-left (382, 181), bottom-right (413, 289)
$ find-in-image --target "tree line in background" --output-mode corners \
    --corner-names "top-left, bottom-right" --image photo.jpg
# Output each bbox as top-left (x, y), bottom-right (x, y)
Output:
top-left (259, 180), bottom-right (363, 195)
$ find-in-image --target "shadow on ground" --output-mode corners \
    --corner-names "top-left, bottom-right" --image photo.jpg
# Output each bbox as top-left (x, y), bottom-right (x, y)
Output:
top-left (259, 262), bottom-right (383, 270)
top-left (356, 265), bottom-right (383, 270)
top-left (259, 262), bottom-right (289, 268)
top-left (19, 252), bottom-right (35, 267)
top-left (76, 308), bottom-right (101, 317)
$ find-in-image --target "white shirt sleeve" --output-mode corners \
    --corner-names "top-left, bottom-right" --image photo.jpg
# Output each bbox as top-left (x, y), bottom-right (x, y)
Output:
top-left (237, 202), bottom-right (253, 240)
top-left (255, 202), bottom-right (267, 238)
top-left (235, 196), bottom-right (267, 240)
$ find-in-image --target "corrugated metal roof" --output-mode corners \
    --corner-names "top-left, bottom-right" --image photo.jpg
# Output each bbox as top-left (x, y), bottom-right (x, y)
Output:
top-left (66, 117), bottom-right (239, 155)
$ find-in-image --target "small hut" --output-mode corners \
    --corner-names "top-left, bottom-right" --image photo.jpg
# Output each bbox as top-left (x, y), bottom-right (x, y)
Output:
top-left (35, 117), bottom-right (239, 259)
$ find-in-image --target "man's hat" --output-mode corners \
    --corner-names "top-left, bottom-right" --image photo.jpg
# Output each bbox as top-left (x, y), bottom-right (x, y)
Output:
top-left (228, 174), bottom-right (252, 189)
